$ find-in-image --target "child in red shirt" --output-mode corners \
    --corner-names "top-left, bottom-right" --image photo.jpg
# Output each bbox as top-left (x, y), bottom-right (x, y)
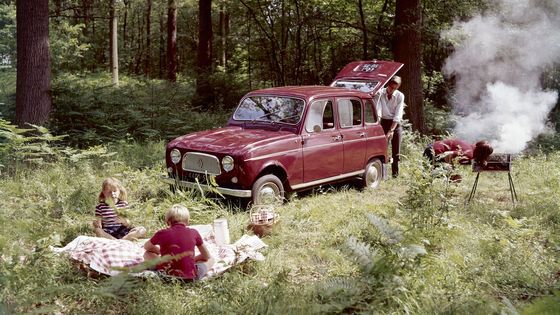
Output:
top-left (143, 204), bottom-right (210, 281)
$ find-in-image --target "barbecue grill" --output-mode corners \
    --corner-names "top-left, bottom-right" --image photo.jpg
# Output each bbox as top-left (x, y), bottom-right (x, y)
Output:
top-left (467, 153), bottom-right (518, 204)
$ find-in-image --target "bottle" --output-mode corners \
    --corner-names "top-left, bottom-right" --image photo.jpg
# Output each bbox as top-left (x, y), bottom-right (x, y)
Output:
top-left (213, 218), bottom-right (230, 246)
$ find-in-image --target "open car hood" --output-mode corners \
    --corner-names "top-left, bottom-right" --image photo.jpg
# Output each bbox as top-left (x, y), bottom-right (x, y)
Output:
top-left (330, 60), bottom-right (404, 95)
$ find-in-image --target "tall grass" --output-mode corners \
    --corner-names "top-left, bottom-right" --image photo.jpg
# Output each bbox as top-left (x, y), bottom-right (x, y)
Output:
top-left (1, 127), bottom-right (559, 314)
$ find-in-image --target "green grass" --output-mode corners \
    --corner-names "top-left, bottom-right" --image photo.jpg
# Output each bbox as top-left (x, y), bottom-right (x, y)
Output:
top-left (1, 138), bottom-right (559, 314)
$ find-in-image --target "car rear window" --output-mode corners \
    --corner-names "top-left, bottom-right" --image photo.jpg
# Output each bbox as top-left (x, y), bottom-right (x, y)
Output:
top-left (332, 80), bottom-right (379, 93)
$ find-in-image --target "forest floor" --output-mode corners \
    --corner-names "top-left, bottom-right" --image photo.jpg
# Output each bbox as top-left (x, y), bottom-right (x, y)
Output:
top-left (1, 137), bottom-right (559, 314)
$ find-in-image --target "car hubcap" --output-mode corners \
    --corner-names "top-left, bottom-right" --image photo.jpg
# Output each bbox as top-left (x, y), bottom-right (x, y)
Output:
top-left (258, 183), bottom-right (279, 204)
top-left (366, 165), bottom-right (379, 188)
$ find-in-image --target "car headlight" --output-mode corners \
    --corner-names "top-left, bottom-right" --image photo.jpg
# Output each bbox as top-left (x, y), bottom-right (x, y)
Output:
top-left (222, 155), bottom-right (234, 172)
top-left (170, 149), bottom-right (181, 164)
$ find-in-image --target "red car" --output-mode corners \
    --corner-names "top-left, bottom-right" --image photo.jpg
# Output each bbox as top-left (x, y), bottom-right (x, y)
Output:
top-left (162, 60), bottom-right (403, 205)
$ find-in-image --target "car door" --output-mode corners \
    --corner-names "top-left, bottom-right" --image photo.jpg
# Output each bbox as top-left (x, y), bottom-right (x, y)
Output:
top-left (336, 97), bottom-right (367, 174)
top-left (302, 99), bottom-right (343, 183)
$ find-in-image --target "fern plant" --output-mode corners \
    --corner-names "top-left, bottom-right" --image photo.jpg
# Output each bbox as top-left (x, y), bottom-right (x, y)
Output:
top-left (0, 119), bottom-right (115, 176)
top-left (316, 212), bottom-right (428, 313)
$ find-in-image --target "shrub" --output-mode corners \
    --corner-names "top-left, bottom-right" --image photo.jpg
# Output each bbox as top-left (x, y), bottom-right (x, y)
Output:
top-left (315, 213), bottom-right (427, 313)
top-left (402, 156), bottom-right (459, 230)
top-left (0, 118), bottom-right (115, 176)
top-left (50, 73), bottom-right (230, 147)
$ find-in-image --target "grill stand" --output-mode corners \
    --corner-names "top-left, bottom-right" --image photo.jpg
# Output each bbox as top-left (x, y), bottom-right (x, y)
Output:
top-left (466, 171), bottom-right (518, 204)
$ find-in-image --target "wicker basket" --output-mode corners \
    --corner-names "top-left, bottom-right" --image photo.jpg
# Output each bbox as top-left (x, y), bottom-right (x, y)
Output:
top-left (248, 206), bottom-right (277, 237)
top-left (248, 221), bottom-right (275, 237)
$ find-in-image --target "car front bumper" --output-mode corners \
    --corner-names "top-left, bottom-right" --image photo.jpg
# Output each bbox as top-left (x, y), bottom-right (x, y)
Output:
top-left (160, 176), bottom-right (252, 198)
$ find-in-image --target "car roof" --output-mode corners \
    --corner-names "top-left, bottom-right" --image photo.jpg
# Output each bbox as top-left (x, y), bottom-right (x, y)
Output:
top-left (245, 85), bottom-right (372, 100)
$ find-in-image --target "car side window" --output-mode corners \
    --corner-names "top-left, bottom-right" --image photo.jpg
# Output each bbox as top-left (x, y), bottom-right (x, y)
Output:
top-left (337, 99), bottom-right (362, 128)
top-left (305, 100), bottom-right (334, 133)
top-left (364, 99), bottom-right (378, 124)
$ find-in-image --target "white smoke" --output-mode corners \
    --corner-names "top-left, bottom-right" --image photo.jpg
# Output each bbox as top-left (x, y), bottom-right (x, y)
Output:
top-left (443, 0), bottom-right (560, 153)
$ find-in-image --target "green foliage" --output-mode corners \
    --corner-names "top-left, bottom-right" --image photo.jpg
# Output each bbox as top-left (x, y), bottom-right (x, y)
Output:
top-left (205, 70), bottom-right (252, 110)
top-left (315, 210), bottom-right (429, 313)
top-left (522, 291), bottom-right (560, 315)
top-left (0, 2), bottom-right (15, 67)
top-left (0, 118), bottom-right (115, 175)
top-left (0, 68), bottom-right (15, 119)
top-left (50, 73), bottom-right (230, 146)
top-left (1, 133), bottom-right (560, 314)
top-left (367, 213), bottom-right (404, 245)
top-left (50, 21), bottom-right (90, 72)
top-left (402, 155), bottom-right (459, 230)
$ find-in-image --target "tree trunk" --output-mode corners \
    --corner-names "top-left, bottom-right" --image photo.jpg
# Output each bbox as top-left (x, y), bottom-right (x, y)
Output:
top-left (123, 0), bottom-right (130, 49)
top-left (82, 0), bottom-right (91, 33)
top-left (218, 3), bottom-right (229, 69)
top-left (110, 0), bottom-right (119, 86)
top-left (166, 0), bottom-right (178, 82)
top-left (393, 0), bottom-right (425, 133)
top-left (294, 0), bottom-right (303, 84)
top-left (373, 0), bottom-right (390, 57)
top-left (54, 0), bottom-right (62, 22)
top-left (16, 0), bottom-right (52, 127)
top-left (194, 0), bottom-right (213, 108)
top-left (358, 0), bottom-right (368, 60)
top-left (197, 0), bottom-right (213, 75)
top-left (159, 6), bottom-right (165, 79)
top-left (246, 8), bottom-right (252, 90)
top-left (145, 0), bottom-right (152, 77)
top-left (134, 8), bottom-right (144, 75)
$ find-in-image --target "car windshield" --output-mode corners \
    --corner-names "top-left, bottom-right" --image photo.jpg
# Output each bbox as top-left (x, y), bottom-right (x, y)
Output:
top-left (332, 80), bottom-right (379, 93)
top-left (233, 96), bottom-right (305, 124)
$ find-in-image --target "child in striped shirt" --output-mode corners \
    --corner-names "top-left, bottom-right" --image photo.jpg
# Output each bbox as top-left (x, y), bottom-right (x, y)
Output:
top-left (93, 177), bottom-right (146, 240)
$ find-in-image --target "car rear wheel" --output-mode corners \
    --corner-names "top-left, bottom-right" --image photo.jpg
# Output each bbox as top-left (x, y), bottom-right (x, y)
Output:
top-left (252, 174), bottom-right (285, 205)
top-left (363, 159), bottom-right (382, 189)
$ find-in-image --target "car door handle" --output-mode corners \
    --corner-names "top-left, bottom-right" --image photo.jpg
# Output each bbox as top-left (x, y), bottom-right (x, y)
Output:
top-left (332, 135), bottom-right (342, 141)
top-left (358, 132), bottom-right (366, 138)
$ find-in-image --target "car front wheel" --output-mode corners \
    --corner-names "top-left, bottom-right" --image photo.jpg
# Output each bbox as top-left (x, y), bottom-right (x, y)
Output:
top-left (362, 159), bottom-right (382, 189)
top-left (251, 174), bottom-right (285, 205)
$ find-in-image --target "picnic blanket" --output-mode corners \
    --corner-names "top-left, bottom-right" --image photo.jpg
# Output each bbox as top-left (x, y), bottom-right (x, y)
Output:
top-left (52, 225), bottom-right (267, 278)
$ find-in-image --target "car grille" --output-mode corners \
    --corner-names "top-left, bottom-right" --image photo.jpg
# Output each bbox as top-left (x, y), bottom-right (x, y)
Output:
top-left (182, 152), bottom-right (221, 175)
top-left (182, 171), bottom-right (211, 185)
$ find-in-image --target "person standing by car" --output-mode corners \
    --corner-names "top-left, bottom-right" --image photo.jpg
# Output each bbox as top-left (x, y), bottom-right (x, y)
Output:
top-left (374, 75), bottom-right (405, 177)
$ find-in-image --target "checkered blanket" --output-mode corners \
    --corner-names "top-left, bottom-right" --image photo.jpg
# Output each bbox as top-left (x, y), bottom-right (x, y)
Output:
top-left (52, 225), bottom-right (267, 278)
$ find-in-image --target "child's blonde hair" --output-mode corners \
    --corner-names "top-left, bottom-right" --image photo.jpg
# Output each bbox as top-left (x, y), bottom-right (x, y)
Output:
top-left (165, 204), bottom-right (190, 225)
top-left (98, 177), bottom-right (128, 202)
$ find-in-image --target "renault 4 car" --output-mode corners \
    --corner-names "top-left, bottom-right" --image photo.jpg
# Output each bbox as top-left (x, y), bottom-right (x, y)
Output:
top-left (162, 60), bottom-right (403, 205)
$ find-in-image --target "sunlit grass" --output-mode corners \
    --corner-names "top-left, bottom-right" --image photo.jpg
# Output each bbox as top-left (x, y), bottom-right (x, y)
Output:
top-left (1, 139), bottom-right (559, 314)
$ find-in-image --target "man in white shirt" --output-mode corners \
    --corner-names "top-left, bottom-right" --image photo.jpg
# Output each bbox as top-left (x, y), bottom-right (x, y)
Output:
top-left (374, 75), bottom-right (405, 177)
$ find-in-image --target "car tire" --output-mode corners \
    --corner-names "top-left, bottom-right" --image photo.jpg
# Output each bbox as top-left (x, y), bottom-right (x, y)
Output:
top-left (251, 174), bottom-right (285, 205)
top-left (362, 158), bottom-right (382, 189)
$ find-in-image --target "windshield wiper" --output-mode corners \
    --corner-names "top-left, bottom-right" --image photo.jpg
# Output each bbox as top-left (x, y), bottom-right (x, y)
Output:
top-left (276, 113), bottom-right (301, 123)
top-left (251, 109), bottom-right (283, 123)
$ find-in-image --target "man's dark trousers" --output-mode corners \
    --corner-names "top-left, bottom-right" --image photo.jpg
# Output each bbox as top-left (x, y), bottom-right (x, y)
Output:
top-left (380, 118), bottom-right (401, 177)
